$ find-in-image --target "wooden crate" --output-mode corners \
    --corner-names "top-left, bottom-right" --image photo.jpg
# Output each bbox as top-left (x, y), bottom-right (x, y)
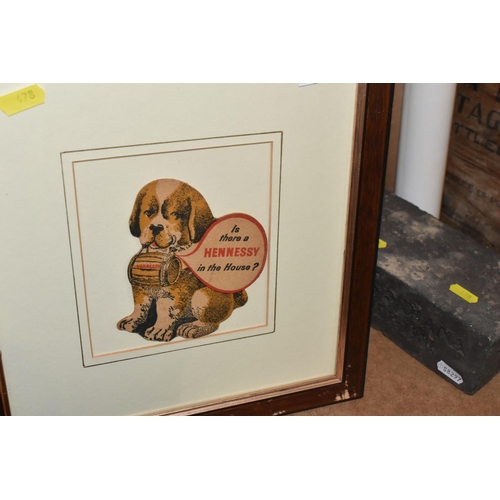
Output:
top-left (441, 83), bottom-right (500, 252)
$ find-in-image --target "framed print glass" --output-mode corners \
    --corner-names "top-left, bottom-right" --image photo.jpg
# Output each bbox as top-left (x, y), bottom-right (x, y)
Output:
top-left (0, 83), bottom-right (393, 415)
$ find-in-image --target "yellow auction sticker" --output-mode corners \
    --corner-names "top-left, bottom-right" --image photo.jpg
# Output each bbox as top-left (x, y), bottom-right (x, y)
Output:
top-left (378, 239), bottom-right (387, 249)
top-left (0, 84), bottom-right (45, 116)
top-left (449, 284), bottom-right (478, 304)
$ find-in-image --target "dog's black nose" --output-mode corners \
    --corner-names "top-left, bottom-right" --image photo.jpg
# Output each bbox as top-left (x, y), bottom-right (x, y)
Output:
top-left (150, 224), bottom-right (164, 235)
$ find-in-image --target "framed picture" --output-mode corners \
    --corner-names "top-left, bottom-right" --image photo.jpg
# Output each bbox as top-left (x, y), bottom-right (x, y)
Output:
top-left (0, 83), bottom-right (393, 416)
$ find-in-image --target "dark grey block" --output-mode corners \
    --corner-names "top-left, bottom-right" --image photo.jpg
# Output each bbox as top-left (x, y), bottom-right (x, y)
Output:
top-left (371, 192), bottom-right (500, 395)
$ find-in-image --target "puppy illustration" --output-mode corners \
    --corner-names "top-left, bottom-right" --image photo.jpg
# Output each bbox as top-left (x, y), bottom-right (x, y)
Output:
top-left (117, 179), bottom-right (248, 342)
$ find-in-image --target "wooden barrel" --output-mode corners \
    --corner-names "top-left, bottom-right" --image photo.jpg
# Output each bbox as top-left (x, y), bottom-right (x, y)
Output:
top-left (128, 251), bottom-right (181, 287)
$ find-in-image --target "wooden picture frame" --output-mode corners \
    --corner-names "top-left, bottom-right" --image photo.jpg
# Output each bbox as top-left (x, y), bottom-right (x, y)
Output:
top-left (0, 84), bottom-right (393, 416)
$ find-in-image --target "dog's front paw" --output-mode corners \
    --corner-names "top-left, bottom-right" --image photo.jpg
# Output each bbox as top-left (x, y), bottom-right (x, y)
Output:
top-left (144, 324), bottom-right (175, 342)
top-left (177, 321), bottom-right (218, 339)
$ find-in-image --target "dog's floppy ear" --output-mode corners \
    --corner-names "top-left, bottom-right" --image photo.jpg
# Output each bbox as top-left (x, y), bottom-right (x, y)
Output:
top-left (187, 190), bottom-right (215, 243)
top-left (129, 187), bottom-right (147, 238)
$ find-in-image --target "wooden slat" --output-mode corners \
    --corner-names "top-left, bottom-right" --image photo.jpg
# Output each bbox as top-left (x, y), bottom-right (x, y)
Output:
top-left (441, 83), bottom-right (500, 252)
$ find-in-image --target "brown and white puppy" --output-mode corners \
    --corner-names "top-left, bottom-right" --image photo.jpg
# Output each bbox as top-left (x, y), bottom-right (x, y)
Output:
top-left (117, 179), bottom-right (247, 342)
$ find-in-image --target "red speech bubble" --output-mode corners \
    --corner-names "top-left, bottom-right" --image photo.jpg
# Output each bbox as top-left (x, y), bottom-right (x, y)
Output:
top-left (177, 213), bottom-right (267, 293)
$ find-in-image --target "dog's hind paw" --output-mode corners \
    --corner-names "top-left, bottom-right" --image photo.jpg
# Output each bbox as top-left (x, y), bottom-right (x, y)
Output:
top-left (117, 316), bottom-right (140, 333)
top-left (177, 321), bottom-right (218, 339)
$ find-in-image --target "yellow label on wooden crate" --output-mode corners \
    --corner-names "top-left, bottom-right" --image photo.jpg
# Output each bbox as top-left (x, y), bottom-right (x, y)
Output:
top-left (0, 84), bottom-right (45, 116)
top-left (449, 284), bottom-right (478, 304)
top-left (378, 239), bottom-right (387, 249)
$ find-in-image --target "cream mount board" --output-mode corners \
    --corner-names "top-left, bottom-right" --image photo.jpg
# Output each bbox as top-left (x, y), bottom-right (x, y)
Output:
top-left (0, 83), bottom-right (361, 415)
